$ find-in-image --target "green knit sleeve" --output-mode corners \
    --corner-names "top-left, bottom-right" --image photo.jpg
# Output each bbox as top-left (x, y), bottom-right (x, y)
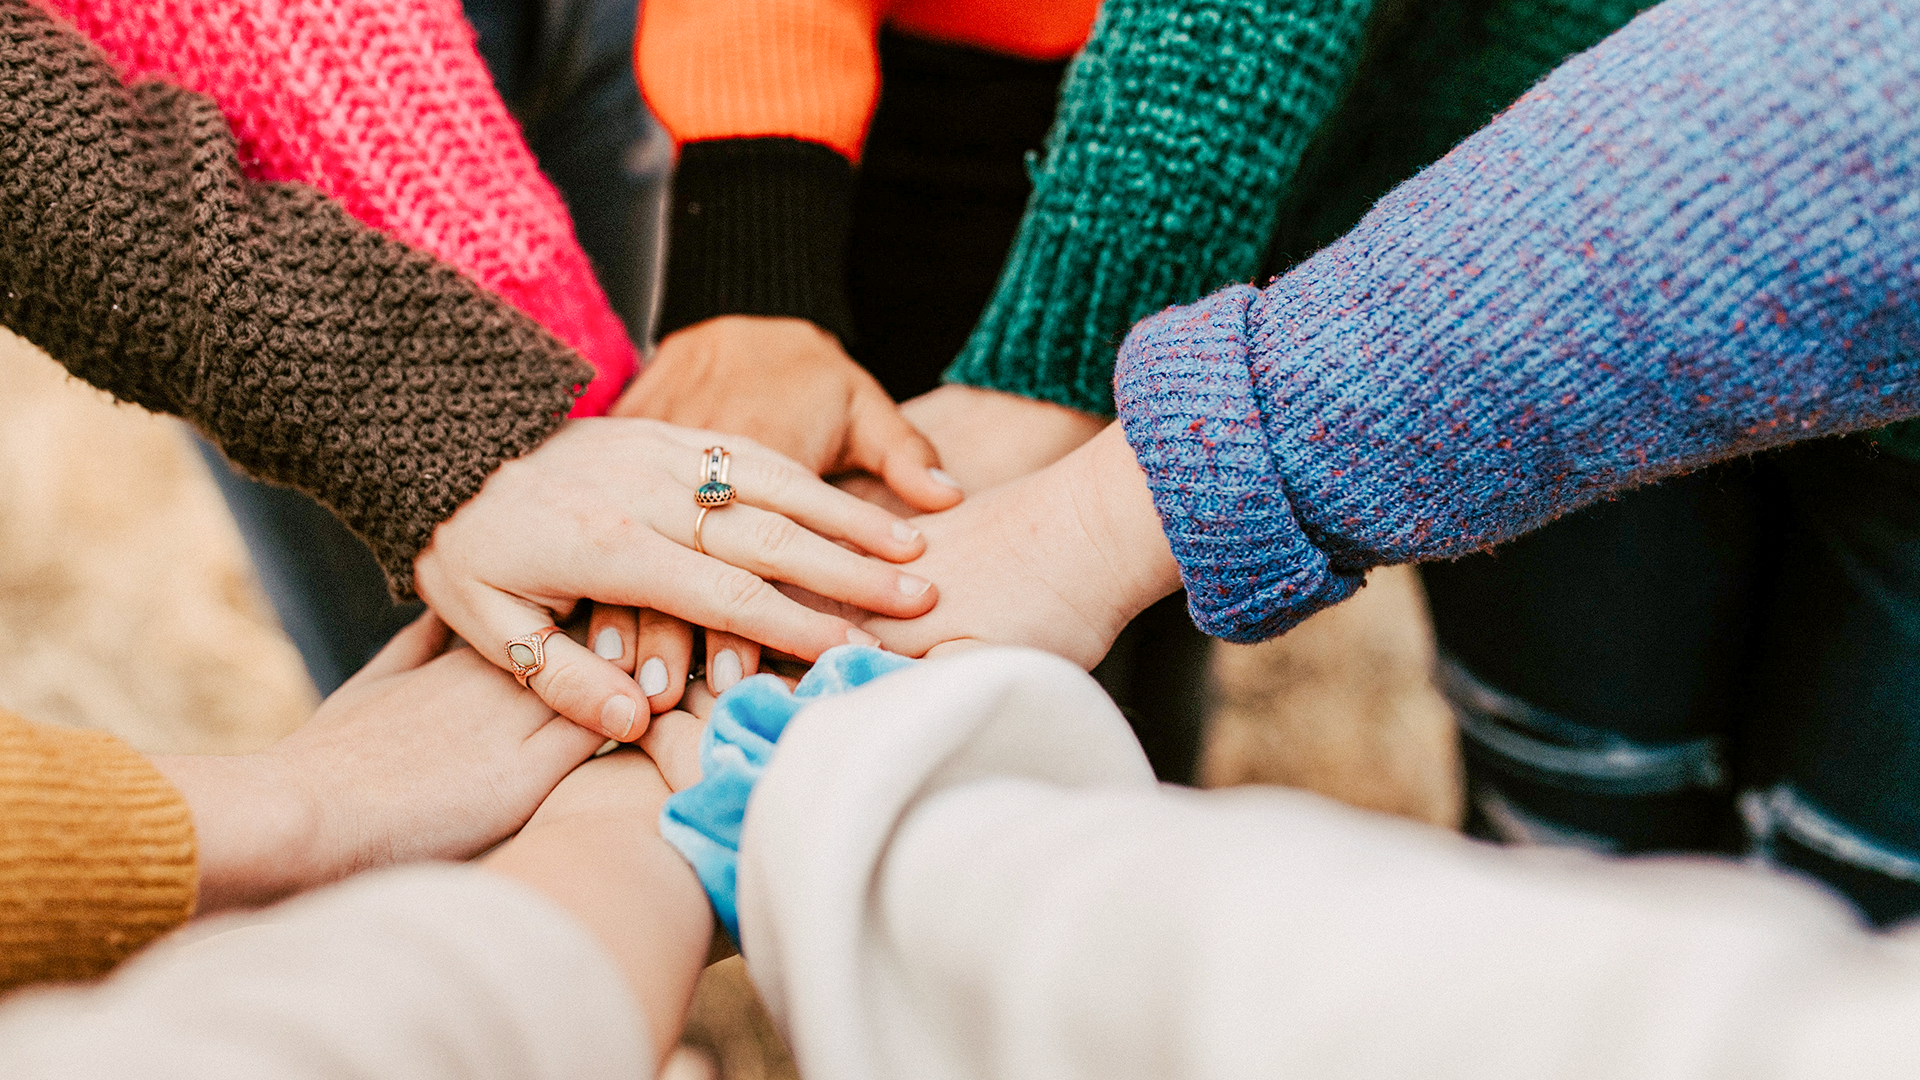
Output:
top-left (942, 0), bottom-right (1375, 416)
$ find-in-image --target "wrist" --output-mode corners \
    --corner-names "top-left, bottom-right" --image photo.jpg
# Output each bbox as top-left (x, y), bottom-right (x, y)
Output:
top-left (152, 752), bottom-right (325, 913)
top-left (1066, 424), bottom-right (1183, 624)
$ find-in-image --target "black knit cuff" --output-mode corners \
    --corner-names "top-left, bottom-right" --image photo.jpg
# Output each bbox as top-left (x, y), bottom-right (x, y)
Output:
top-left (658, 137), bottom-right (857, 342)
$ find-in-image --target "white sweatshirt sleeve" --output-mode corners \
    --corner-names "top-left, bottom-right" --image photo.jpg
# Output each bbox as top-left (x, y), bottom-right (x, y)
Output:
top-left (737, 648), bottom-right (1920, 1080)
top-left (0, 863), bottom-right (652, 1080)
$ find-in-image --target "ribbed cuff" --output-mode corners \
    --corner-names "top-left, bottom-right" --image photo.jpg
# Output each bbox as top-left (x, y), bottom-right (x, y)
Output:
top-left (658, 138), bottom-right (857, 343)
top-left (1112, 286), bottom-right (1362, 643)
top-left (0, 713), bottom-right (197, 989)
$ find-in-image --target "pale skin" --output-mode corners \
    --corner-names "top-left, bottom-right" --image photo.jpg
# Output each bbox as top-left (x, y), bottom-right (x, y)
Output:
top-left (858, 423), bottom-right (1184, 668)
top-left (594, 312), bottom-right (1109, 701)
top-left (410, 417), bottom-right (936, 743)
top-left (153, 613), bottom-right (606, 913)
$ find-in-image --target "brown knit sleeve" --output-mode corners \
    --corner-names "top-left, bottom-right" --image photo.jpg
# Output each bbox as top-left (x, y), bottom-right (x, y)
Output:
top-left (0, 0), bottom-right (595, 598)
top-left (0, 710), bottom-right (197, 990)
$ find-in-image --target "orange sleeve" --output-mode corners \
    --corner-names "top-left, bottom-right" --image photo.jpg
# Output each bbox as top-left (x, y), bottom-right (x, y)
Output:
top-left (888, 0), bottom-right (1098, 61)
top-left (636, 0), bottom-right (1100, 163)
top-left (637, 0), bottom-right (891, 162)
top-left (0, 710), bottom-right (197, 989)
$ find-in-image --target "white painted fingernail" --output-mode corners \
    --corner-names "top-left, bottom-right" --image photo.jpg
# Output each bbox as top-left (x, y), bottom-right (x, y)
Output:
top-left (709, 649), bottom-right (743, 693)
top-left (898, 573), bottom-right (931, 598)
top-left (593, 627), bottom-right (624, 661)
top-left (602, 695), bottom-right (638, 742)
top-left (847, 628), bottom-right (881, 647)
top-left (892, 521), bottom-right (921, 544)
top-left (928, 467), bottom-right (960, 489)
top-left (639, 656), bottom-right (669, 697)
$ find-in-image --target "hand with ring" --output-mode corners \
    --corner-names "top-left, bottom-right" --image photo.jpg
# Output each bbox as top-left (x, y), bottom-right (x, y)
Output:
top-left (412, 418), bottom-right (938, 742)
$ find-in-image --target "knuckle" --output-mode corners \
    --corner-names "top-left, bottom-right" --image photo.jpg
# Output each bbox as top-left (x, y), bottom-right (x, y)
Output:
top-left (750, 512), bottom-right (803, 560)
top-left (712, 567), bottom-right (770, 619)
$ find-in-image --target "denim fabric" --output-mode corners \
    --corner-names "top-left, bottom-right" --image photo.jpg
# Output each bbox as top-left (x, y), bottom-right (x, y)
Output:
top-left (205, 0), bottom-right (666, 693)
top-left (660, 646), bottom-right (917, 942)
top-left (1430, 436), bottom-right (1920, 925)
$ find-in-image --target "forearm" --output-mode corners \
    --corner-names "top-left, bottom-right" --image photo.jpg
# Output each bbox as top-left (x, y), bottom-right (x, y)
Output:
top-left (742, 650), bottom-right (1920, 1080)
top-left (944, 0), bottom-right (1374, 415)
top-left (1118, 0), bottom-right (1920, 641)
top-left (0, 0), bottom-right (590, 596)
top-left (0, 866), bottom-right (652, 1080)
top-left (44, 0), bottom-right (637, 414)
top-left (484, 763), bottom-right (712, 1065)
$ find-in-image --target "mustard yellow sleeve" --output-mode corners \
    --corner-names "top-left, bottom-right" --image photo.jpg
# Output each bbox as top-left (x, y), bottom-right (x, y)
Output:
top-left (0, 710), bottom-right (196, 989)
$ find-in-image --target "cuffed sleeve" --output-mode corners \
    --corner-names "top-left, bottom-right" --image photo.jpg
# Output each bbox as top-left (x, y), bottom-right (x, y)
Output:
top-left (1117, 0), bottom-right (1920, 641)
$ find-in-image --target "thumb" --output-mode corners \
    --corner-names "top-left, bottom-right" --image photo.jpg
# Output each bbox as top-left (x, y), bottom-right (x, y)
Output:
top-left (845, 386), bottom-right (964, 513)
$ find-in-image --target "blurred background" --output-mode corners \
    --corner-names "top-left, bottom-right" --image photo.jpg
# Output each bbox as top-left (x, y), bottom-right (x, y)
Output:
top-left (0, 326), bottom-right (1459, 1079)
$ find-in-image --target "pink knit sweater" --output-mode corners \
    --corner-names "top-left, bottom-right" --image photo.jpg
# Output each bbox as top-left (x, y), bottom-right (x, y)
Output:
top-left (44, 0), bottom-right (637, 416)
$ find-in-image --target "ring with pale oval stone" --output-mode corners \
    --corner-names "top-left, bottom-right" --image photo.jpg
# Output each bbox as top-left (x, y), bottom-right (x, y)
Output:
top-left (504, 626), bottom-right (561, 687)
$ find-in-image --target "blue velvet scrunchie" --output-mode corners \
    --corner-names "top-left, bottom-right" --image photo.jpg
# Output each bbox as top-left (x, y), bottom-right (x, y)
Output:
top-left (660, 645), bottom-right (916, 942)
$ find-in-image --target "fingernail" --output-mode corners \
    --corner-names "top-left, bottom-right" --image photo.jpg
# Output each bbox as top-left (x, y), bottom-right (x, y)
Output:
top-left (639, 656), bottom-right (669, 697)
top-left (593, 627), bottom-right (624, 661)
top-left (892, 521), bottom-right (921, 544)
top-left (847, 628), bottom-right (881, 647)
top-left (897, 573), bottom-right (932, 598)
top-left (602, 695), bottom-right (638, 741)
top-left (928, 467), bottom-right (960, 489)
top-left (709, 649), bottom-right (743, 693)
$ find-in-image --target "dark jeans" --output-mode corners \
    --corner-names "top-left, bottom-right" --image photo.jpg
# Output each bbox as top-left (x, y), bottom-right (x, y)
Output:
top-left (1426, 436), bottom-right (1920, 925)
top-left (203, 0), bottom-right (665, 695)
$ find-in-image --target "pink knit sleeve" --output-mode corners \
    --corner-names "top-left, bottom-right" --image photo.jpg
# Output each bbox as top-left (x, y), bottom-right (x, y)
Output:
top-left (44, 0), bottom-right (638, 416)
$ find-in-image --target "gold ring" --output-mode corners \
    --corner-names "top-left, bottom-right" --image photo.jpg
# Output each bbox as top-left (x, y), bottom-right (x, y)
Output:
top-left (505, 627), bottom-right (560, 687)
top-left (694, 447), bottom-right (736, 550)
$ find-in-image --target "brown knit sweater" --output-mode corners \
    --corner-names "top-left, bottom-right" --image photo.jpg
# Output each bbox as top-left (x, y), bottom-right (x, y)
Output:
top-left (0, 0), bottom-right (594, 597)
top-left (0, 0), bottom-right (597, 988)
top-left (0, 711), bottom-right (197, 989)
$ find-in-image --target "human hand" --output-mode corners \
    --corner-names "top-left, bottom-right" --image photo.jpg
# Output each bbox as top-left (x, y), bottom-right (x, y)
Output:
top-left (153, 613), bottom-right (606, 914)
top-left (899, 384), bottom-right (1109, 494)
top-left (835, 384), bottom-right (1107, 517)
top-left (613, 315), bottom-right (963, 512)
top-left (858, 423), bottom-right (1185, 668)
top-left (412, 418), bottom-right (936, 742)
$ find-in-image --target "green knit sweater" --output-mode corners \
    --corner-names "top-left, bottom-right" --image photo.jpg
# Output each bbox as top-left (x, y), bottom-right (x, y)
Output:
top-left (943, 0), bottom-right (1648, 412)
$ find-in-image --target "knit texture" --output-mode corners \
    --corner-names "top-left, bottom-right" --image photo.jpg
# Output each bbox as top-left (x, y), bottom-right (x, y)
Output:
top-left (1115, 0), bottom-right (1920, 642)
top-left (0, 0), bottom-right (592, 597)
top-left (944, 0), bottom-right (1374, 415)
top-left (0, 711), bottom-right (196, 989)
top-left (1271, 0), bottom-right (1655, 265)
top-left (658, 138), bottom-right (859, 342)
top-left (41, 0), bottom-right (637, 416)
top-left (637, 0), bottom-right (1094, 162)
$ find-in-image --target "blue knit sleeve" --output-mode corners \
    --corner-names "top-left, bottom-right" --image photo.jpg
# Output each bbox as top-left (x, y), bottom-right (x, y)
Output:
top-left (1116, 0), bottom-right (1920, 643)
top-left (659, 646), bottom-right (916, 942)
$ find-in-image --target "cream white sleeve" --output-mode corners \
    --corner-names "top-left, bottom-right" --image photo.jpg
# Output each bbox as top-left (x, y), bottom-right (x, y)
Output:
top-left (0, 863), bottom-right (651, 1080)
top-left (737, 648), bottom-right (1920, 1080)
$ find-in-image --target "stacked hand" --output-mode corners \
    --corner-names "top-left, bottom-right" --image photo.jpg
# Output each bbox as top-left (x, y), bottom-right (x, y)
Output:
top-left (411, 417), bottom-right (936, 742)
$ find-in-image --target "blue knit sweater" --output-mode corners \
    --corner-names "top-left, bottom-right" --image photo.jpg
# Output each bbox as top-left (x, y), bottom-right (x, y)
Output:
top-left (1115, 0), bottom-right (1920, 643)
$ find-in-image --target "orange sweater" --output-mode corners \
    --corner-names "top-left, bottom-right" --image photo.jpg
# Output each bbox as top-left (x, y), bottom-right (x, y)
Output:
top-left (638, 0), bottom-right (1099, 162)
top-left (0, 711), bottom-right (196, 989)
